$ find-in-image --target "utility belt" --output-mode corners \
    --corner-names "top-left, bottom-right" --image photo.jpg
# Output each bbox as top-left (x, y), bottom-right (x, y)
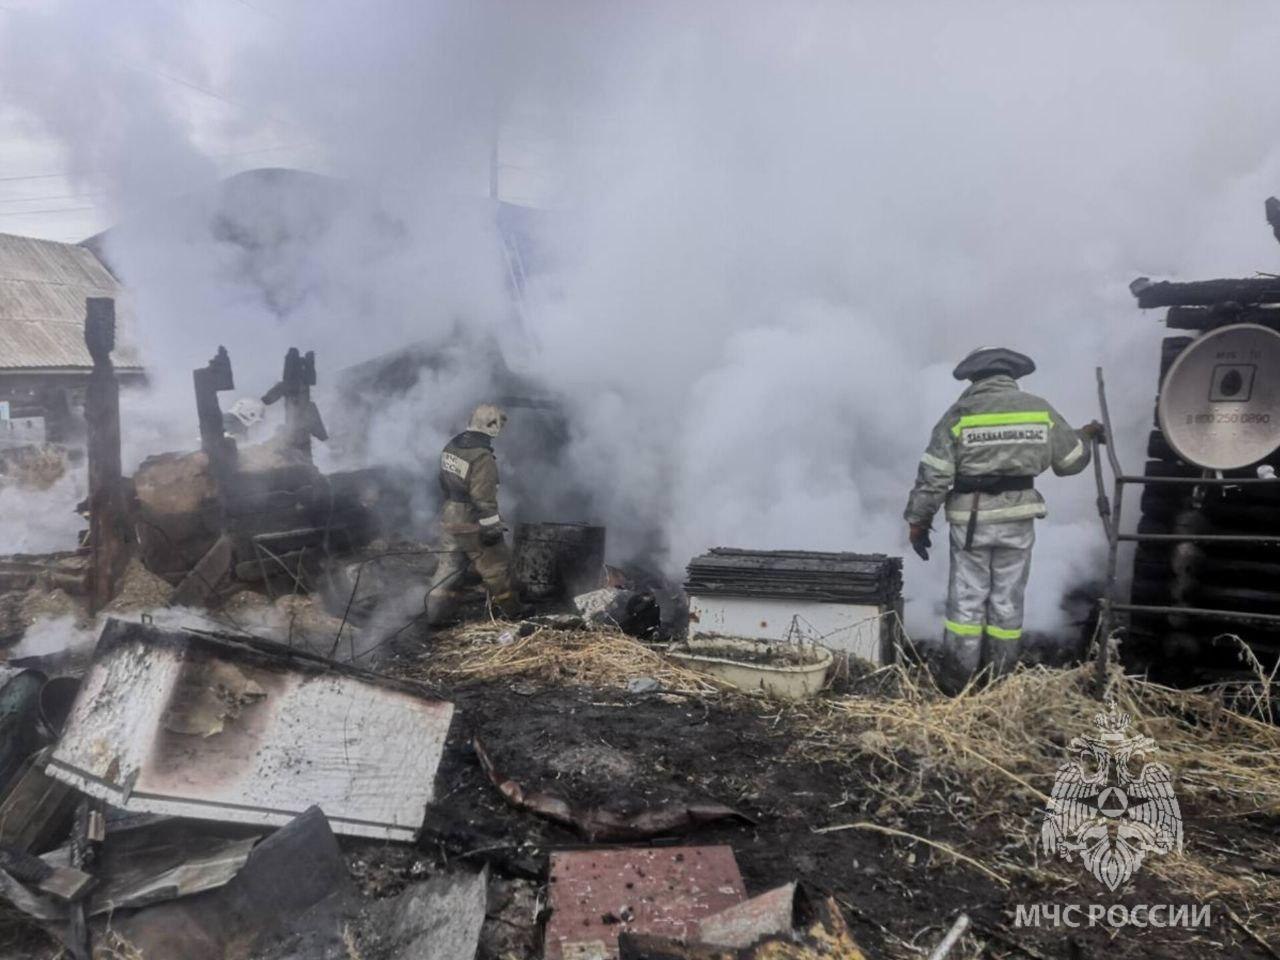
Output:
top-left (952, 475), bottom-right (1034, 495)
top-left (952, 475), bottom-right (1035, 549)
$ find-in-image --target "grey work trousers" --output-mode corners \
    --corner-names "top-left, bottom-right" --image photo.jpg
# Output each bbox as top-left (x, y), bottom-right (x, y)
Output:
top-left (940, 518), bottom-right (1034, 690)
top-left (425, 528), bottom-right (518, 625)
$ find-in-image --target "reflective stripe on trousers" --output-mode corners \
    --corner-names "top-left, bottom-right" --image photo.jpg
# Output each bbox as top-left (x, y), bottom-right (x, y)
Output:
top-left (941, 519), bottom-right (1034, 686)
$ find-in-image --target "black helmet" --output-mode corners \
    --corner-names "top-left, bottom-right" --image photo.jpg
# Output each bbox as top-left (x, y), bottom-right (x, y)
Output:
top-left (953, 347), bottom-right (1036, 382)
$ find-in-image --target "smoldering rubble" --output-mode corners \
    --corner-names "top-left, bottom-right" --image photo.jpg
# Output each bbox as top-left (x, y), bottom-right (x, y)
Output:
top-left (0, 298), bottom-right (1275, 960)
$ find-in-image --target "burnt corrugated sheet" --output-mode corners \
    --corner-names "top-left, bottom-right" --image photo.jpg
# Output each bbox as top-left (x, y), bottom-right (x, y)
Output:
top-left (0, 232), bottom-right (141, 370)
top-left (685, 548), bottom-right (903, 605)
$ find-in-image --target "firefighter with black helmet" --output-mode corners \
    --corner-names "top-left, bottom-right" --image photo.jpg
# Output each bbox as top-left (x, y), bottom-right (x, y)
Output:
top-left (904, 348), bottom-right (1104, 690)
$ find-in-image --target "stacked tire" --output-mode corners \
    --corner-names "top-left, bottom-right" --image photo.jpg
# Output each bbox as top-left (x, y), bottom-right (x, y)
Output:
top-left (1128, 334), bottom-right (1280, 684)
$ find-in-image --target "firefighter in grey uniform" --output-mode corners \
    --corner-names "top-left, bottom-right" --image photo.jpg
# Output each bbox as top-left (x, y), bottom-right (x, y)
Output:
top-left (426, 403), bottom-right (524, 624)
top-left (904, 348), bottom-right (1104, 690)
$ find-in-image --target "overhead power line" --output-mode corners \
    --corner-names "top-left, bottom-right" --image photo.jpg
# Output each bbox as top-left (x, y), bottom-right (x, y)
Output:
top-left (0, 4), bottom-right (292, 124)
top-left (0, 191), bottom-right (102, 205)
top-left (0, 171), bottom-right (66, 184)
top-left (0, 143), bottom-right (315, 186)
top-left (0, 206), bottom-right (97, 217)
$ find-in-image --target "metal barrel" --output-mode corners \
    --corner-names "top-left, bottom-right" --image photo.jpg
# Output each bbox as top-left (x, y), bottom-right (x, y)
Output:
top-left (0, 666), bottom-right (47, 793)
top-left (512, 522), bottom-right (606, 600)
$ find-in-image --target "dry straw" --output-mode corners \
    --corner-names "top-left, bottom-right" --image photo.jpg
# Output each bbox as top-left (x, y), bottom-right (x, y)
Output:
top-left (411, 621), bottom-right (730, 694)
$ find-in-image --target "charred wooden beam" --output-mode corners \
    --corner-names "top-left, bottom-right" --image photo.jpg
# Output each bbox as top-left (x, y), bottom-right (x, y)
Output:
top-left (168, 533), bottom-right (235, 607)
top-left (1131, 276), bottom-right (1280, 309)
top-left (1165, 304), bottom-right (1280, 330)
top-left (83, 298), bottom-right (131, 614)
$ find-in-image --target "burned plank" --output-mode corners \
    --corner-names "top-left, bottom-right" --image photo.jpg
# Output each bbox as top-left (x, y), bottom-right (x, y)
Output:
top-left (685, 548), bottom-right (902, 604)
top-left (1132, 277), bottom-right (1280, 309)
top-left (1165, 305), bottom-right (1280, 330)
top-left (0, 551), bottom-right (88, 595)
top-left (0, 842), bottom-right (94, 902)
top-left (168, 534), bottom-right (235, 608)
top-left (0, 748), bottom-right (78, 854)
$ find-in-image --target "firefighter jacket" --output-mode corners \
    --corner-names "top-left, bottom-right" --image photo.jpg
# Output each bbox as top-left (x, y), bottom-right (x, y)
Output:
top-left (438, 431), bottom-right (503, 534)
top-left (904, 375), bottom-right (1091, 527)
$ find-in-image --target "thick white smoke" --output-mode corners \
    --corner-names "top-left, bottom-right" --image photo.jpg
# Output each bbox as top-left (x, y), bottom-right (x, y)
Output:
top-left (6, 0), bottom-right (1280, 636)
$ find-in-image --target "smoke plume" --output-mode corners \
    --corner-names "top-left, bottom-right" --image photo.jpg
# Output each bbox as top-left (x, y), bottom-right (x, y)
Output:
top-left (6, 0), bottom-right (1280, 637)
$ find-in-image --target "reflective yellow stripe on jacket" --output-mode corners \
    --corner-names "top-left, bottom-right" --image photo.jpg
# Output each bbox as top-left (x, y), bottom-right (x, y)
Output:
top-left (950, 410), bottom-right (1053, 437)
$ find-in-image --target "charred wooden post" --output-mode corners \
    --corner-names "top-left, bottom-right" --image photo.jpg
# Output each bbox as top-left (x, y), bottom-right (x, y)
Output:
top-left (83, 298), bottom-right (131, 613)
top-left (1266, 196), bottom-right (1280, 246)
top-left (193, 346), bottom-right (237, 479)
top-left (261, 347), bottom-right (327, 461)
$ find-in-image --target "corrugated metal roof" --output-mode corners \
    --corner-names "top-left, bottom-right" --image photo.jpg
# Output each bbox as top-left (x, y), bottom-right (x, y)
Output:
top-left (0, 232), bottom-right (142, 371)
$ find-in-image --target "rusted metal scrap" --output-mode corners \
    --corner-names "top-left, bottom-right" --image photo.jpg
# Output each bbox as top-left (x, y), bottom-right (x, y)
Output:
top-left (473, 737), bottom-right (752, 842)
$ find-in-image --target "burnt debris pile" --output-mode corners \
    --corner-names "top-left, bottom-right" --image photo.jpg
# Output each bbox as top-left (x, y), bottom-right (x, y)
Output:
top-left (133, 344), bottom-right (409, 607)
top-left (1127, 199), bottom-right (1280, 683)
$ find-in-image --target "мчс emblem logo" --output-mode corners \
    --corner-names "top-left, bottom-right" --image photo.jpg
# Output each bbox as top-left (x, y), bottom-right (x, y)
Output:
top-left (1040, 703), bottom-right (1183, 891)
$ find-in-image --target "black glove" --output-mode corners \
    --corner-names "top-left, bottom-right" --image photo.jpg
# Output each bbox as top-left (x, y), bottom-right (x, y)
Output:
top-left (479, 525), bottom-right (504, 547)
top-left (908, 523), bottom-right (932, 562)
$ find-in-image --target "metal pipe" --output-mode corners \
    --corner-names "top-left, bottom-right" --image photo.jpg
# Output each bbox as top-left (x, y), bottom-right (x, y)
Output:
top-left (1096, 367), bottom-right (1124, 479)
top-left (1108, 602), bottom-right (1280, 626)
top-left (1117, 475), bottom-right (1280, 486)
top-left (1118, 533), bottom-right (1280, 544)
top-left (1095, 367), bottom-right (1125, 693)
top-left (1091, 436), bottom-right (1113, 543)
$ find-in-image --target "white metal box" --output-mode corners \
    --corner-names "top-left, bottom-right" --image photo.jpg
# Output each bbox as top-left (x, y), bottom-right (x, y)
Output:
top-left (687, 594), bottom-right (892, 664)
